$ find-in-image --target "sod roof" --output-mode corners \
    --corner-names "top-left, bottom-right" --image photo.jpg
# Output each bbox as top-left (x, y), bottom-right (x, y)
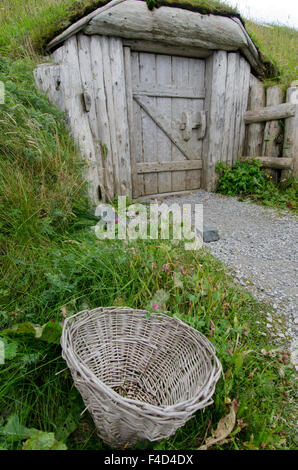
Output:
top-left (46, 0), bottom-right (277, 79)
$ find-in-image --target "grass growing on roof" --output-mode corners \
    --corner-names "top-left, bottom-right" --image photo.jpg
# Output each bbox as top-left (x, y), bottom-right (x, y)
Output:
top-left (1, 0), bottom-right (296, 86)
top-left (246, 21), bottom-right (298, 89)
top-left (0, 0), bottom-right (239, 58)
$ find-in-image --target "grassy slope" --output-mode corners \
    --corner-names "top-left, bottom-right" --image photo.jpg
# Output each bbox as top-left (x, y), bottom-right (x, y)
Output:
top-left (246, 21), bottom-right (298, 88)
top-left (0, 0), bottom-right (297, 451)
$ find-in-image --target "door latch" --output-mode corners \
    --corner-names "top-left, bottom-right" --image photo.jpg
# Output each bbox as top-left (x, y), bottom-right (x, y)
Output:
top-left (83, 91), bottom-right (92, 113)
top-left (180, 111), bottom-right (206, 141)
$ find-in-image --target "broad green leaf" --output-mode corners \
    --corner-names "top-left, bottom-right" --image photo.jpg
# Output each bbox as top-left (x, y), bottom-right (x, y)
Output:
top-left (0, 337), bottom-right (18, 360)
top-left (0, 415), bottom-right (31, 441)
top-left (22, 430), bottom-right (66, 450)
top-left (1, 320), bottom-right (62, 345)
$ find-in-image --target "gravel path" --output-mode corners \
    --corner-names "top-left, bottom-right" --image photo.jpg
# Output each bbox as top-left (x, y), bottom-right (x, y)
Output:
top-left (166, 191), bottom-right (298, 351)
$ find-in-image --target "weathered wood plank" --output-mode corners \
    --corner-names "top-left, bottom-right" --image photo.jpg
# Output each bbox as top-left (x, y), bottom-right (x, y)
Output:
top-left (237, 57), bottom-right (251, 158)
top-left (262, 85), bottom-right (283, 181)
top-left (202, 51), bottom-right (228, 191)
top-left (52, 37), bottom-right (102, 205)
top-left (262, 86), bottom-right (283, 156)
top-left (231, 54), bottom-right (243, 163)
top-left (244, 102), bottom-right (296, 123)
top-left (139, 52), bottom-right (158, 195)
top-left (131, 51), bottom-right (144, 196)
top-left (35, 40), bottom-right (102, 204)
top-left (241, 156), bottom-right (293, 170)
top-left (90, 35), bottom-right (115, 201)
top-left (246, 75), bottom-right (265, 156)
top-left (109, 37), bottom-right (132, 196)
top-left (77, 35), bottom-right (98, 140)
top-left (77, 34), bottom-right (105, 199)
top-left (186, 57), bottom-right (205, 190)
top-left (133, 84), bottom-right (205, 99)
top-left (34, 64), bottom-right (66, 112)
top-left (221, 53), bottom-right (238, 165)
top-left (155, 54), bottom-right (172, 193)
top-left (281, 85), bottom-right (298, 181)
top-left (100, 36), bottom-right (121, 195)
top-left (171, 56), bottom-right (189, 191)
top-left (137, 160), bottom-right (203, 174)
top-left (51, 44), bottom-right (65, 64)
top-left (124, 46), bottom-right (139, 198)
top-left (122, 39), bottom-right (212, 59)
top-left (202, 54), bottom-right (213, 189)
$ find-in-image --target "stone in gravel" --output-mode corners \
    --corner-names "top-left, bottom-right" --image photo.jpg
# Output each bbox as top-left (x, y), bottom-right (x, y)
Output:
top-left (202, 226), bottom-right (220, 243)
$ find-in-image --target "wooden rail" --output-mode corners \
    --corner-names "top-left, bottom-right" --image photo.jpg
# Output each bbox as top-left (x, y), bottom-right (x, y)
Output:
top-left (137, 160), bottom-right (203, 174)
top-left (244, 103), bottom-right (296, 123)
top-left (244, 80), bottom-right (298, 180)
top-left (241, 156), bottom-right (293, 170)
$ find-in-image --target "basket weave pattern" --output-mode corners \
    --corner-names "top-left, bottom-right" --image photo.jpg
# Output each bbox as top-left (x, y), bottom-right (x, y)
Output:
top-left (61, 307), bottom-right (222, 448)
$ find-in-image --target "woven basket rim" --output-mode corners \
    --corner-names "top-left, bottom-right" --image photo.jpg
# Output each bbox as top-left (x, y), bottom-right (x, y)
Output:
top-left (61, 307), bottom-right (222, 416)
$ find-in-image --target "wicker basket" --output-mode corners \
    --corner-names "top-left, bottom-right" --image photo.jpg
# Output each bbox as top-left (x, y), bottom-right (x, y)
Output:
top-left (61, 307), bottom-right (222, 448)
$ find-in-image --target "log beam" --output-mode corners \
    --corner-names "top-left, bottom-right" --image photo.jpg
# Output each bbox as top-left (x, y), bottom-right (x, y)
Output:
top-left (47, 0), bottom-right (266, 77)
top-left (244, 103), bottom-right (296, 123)
top-left (241, 156), bottom-right (293, 170)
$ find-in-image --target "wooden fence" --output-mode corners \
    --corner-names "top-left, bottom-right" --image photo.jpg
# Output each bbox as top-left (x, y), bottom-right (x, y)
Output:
top-left (242, 77), bottom-right (298, 182)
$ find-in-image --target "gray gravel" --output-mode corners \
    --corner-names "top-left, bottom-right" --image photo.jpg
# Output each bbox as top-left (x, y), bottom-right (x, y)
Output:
top-left (165, 191), bottom-right (298, 352)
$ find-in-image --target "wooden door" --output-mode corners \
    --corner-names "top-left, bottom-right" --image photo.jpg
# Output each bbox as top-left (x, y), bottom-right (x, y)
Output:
top-left (124, 50), bottom-right (206, 198)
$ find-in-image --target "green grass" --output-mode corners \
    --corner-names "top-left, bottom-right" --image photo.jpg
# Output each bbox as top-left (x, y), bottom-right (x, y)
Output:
top-left (216, 160), bottom-right (298, 214)
top-left (246, 21), bottom-right (298, 89)
top-left (0, 234), bottom-right (296, 450)
top-left (0, 0), bottom-right (297, 452)
top-left (0, 56), bottom-right (88, 263)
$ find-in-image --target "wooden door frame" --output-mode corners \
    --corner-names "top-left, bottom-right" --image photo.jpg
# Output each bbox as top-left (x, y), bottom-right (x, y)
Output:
top-left (124, 46), bottom-right (205, 198)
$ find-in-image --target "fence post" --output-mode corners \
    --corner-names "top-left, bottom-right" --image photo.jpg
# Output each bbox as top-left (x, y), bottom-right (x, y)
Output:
top-left (262, 85), bottom-right (283, 181)
top-left (281, 82), bottom-right (298, 182)
top-left (245, 75), bottom-right (265, 156)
